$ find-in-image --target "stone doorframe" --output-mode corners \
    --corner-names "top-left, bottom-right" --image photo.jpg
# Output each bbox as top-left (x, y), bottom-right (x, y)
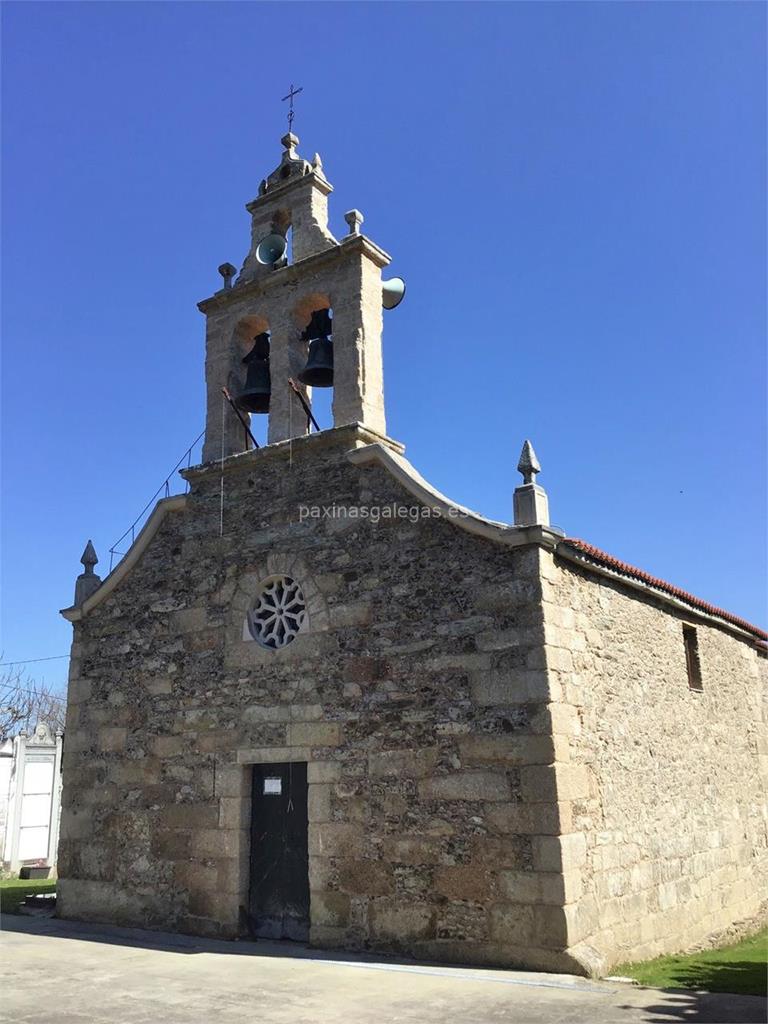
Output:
top-left (234, 744), bottom-right (335, 937)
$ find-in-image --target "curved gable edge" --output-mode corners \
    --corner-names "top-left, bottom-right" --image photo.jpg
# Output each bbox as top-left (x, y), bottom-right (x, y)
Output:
top-left (346, 443), bottom-right (564, 548)
top-left (60, 495), bottom-right (188, 622)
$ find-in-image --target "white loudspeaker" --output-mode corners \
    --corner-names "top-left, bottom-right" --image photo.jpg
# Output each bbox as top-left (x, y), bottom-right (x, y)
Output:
top-left (256, 233), bottom-right (288, 266)
top-left (382, 277), bottom-right (406, 310)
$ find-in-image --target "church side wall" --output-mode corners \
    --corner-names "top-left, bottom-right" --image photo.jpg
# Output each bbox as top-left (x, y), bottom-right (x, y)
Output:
top-left (57, 436), bottom-right (579, 972)
top-left (539, 550), bottom-right (768, 971)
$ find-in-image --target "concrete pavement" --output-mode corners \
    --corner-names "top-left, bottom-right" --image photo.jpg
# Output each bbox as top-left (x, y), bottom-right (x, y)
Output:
top-left (1, 915), bottom-right (764, 1024)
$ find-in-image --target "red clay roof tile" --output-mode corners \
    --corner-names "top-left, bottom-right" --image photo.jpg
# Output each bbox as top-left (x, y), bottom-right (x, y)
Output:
top-left (560, 538), bottom-right (767, 642)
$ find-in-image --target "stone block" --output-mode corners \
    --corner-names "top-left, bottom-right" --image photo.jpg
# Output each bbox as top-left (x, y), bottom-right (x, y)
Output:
top-left (99, 727), bottom-right (127, 752)
top-left (218, 860), bottom-right (247, 899)
top-left (190, 829), bottom-right (241, 859)
top-left (309, 924), bottom-right (349, 948)
top-left (520, 765), bottom-right (558, 803)
top-left (496, 870), bottom-right (541, 904)
top-left (369, 747), bottom-right (438, 778)
top-left (151, 735), bottom-right (185, 758)
top-left (534, 904), bottom-right (569, 947)
top-left (343, 656), bottom-right (388, 682)
top-left (290, 703), bottom-right (324, 721)
top-left (311, 891), bottom-right (350, 927)
top-left (434, 865), bottom-right (491, 903)
top-left (337, 859), bottom-right (394, 896)
top-left (243, 705), bottom-right (291, 723)
top-left (419, 771), bottom-right (511, 802)
top-left (145, 677), bottom-right (173, 695)
top-left (162, 802), bottom-right (219, 829)
top-left (381, 837), bottom-right (439, 865)
top-left (151, 829), bottom-right (192, 860)
top-left (533, 833), bottom-right (587, 873)
top-left (171, 607), bottom-right (208, 633)
top-left (307, 761), bottom-right (342, 783)
top-left (218, 797), bottom-right (248, 829)
top-left (68, 677), bottom-right (93, 704)
top-left (215, 764), bottom-right (246, 797)
top-left (370, 899), bottom-right (435, 941)
top-left (237, 746), bottom-right (311, 764)
top-left (308, 783), bottom-right (333, 823)
top-left (59, 808), bottom-right (93, 840)
top-left (555, 765), bottom-right (590, 801)
top-left (563, 895), bottom-right (599, 945)
top-left (287, 722), bottom-right (341, 748)
top-left (472, 669), bottom-right (555, 706)
top-left (309, 822), bottom-right (364, 858)
top-left (471, 836), bottom-right (531, 870)
top-left (331, 603), bottom-right (373, 628)
top-left (188, 889), bottom-right (238, 920)
top-left (489, 903), bottom-right (537, 946)
top-left (308, 855), bottom-right (332, 891)
top-left (458, 734), bottom-right (554, 767)
top-left (487, 801), bottom-right (565, 836)
top-left (471, 674), bottom-right (525, 706)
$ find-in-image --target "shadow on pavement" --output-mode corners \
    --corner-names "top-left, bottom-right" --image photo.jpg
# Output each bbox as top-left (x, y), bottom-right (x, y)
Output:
top-left (619, 982), bottom-right (767, 1024)
top-left (0, 913), bottom-right (609, 990)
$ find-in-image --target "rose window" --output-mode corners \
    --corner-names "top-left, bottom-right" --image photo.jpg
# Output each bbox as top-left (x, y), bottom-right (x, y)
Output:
top-left (247, 576), bottom-right (307, 649)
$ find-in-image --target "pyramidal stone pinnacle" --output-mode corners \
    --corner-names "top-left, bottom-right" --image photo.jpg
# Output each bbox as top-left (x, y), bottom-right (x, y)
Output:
top-left (81, 539), bottom-right (98, 573)
top-left (74, 539), bottom-right (102, 606)
top-left (513, 439), bottom-right (549, 527)
top-left (517, 440), bottom-right (541, 484)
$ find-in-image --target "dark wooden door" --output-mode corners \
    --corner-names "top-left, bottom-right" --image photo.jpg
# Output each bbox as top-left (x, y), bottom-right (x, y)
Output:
top-left (248, 762), bottom-right (309, 941)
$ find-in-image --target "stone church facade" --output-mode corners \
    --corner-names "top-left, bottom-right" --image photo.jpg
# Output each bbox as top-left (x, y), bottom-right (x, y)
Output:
top-left (58, 133), bottom-right (767, 976)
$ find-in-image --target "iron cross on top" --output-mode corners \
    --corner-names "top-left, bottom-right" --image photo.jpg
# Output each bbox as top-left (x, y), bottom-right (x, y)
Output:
top-left (282, 83), bottom-right (303, 132)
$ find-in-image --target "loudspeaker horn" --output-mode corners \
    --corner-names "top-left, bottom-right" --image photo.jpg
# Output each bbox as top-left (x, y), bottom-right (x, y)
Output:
top-left (256, 233), bottom-right (288, 266)
top-left (382, 276), bottom-right (406, 310)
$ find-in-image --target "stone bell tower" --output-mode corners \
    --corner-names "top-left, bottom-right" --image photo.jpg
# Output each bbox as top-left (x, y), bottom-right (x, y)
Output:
top-left (198, 133), bottom-right (395, 462)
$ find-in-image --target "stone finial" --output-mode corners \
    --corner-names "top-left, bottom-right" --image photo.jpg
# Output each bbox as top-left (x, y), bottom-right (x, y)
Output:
top-left (517, 439), bottom-right (541, 484)
top-left (81, 540), bottom-right (98, 572)
top-left (344, 209), bottom-right (364, 236)
top-left (513, 440), bottom-right (550, 527)
top-left (281, 132), bottom-right (299, 159)
top-left (217, 262), bottom-right (237, 290)
top-left (312, 152), bottom-right (323, 171)
top-left (74, 539), bottom-right (102, 606)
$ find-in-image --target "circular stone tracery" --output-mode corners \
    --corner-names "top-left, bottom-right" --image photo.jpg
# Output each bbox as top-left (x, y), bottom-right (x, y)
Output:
top-left (247, 576), bottom-right (307, 649)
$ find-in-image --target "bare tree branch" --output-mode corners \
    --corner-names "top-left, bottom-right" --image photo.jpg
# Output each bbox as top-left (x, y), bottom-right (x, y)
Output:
top-left (0, 661), bottom-right (66, 740)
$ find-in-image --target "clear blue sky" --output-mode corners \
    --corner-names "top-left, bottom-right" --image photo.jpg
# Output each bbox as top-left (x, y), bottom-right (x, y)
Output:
top-left (2, 1), bottom-right (765, 693)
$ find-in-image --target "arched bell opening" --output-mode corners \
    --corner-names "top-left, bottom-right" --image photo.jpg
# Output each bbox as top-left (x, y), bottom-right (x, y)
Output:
top-left (255, 208), bottom-right (293, 269)
top-left (232, 315), bottom-right (271, 449)
top-left (291, 294), bottom-right (333, 431)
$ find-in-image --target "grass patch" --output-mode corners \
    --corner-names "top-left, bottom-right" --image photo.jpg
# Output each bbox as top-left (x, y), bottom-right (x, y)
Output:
top-left (0, 877), bottom-right (56, 915)
top-left (615, 928), bottom-right (768, 997)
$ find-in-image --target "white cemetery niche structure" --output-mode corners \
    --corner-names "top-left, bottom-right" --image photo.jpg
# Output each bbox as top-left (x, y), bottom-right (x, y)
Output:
top-left (2, 723), bottom-right (63, 872)
top-left (199, 133), bottom-right (391, 461)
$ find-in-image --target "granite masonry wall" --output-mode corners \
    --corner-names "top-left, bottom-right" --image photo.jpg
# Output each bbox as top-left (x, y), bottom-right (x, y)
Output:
top-left (57, 428), bottom-right (766, 974)
top-left (538, 549), bottom-right (767, 972)
top-left (58, 429), bottom-right (582, 972)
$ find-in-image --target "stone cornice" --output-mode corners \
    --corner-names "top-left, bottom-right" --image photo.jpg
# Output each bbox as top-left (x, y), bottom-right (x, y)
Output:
top-left (347, 443), bottom-right (565, 550)
top-left (245, 169), bottom-right (333, 212)
top-left (60, 495), bottom-right (188, 622)
top-left (198, 235), bottom-right (391, 314)
top-left (183, 424), bottom-right (405, 482)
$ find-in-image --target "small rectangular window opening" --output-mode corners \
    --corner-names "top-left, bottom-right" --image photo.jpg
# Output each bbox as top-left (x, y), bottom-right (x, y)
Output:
top-left (683, 625), bottom-right (703, 691)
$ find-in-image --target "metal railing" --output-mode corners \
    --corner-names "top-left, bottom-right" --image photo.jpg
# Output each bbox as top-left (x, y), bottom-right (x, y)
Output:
top-left (108, 429), bottom-right (205, 571)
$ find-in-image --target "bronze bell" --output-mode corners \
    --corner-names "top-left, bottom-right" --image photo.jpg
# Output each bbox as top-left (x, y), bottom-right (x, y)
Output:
top-left (235, 333), bottom-right (271, 413)
top-left (298, 309), bottom-right (333, 388)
